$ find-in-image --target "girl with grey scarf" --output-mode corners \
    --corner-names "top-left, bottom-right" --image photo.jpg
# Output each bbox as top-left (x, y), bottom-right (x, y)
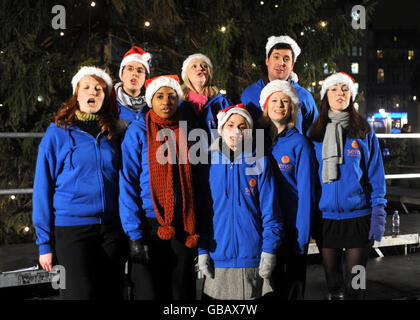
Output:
top-left (309, 72), bottom-right (387, 300)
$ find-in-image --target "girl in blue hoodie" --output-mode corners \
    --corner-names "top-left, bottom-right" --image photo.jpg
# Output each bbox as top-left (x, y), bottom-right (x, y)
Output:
top-left (178, 53), bottom-right (231, 144)
top-left (259, 80), bottom-right (317, 300)
top-left (119, 75), bottom-right (199, 300)
top-left (32, 66), bottom-right (126, 300)
top-left (197, 104), bottom-right (284, 300)
top-left (309, 72), bottom-right (387, 300)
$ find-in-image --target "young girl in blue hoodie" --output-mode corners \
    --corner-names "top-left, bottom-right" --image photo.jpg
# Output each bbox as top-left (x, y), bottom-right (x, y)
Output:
top-left (259, 80), bottom-right (317, 300)
top-left (197, 104), bottom-right (284, 300)
top-left (119, 75), bottom-right (199, 300)
top-left (32, 66), bottom-right (126, 299)
top-left (309, 72), bottom-right (387, 300)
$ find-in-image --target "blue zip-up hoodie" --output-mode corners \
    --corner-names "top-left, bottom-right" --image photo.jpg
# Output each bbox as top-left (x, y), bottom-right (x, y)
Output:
top-left (268, 127), bottom-right (317, 254)
top-left (198, 141), bottom-right (284, 268)
top-left (119, 116), bottom-right (185, 240)
top-left (313, 130), bottom-right (387, 220)
top-left (241, 79), bottom-right (318, 135)
top-left (179, 93), bottom-right (231, 142)
top-left (32, 123), bottom-right (120, 255)
top-left (118, 101), bottom-right (149, 124)
top-left (119, 117), bottom-right (155, 241)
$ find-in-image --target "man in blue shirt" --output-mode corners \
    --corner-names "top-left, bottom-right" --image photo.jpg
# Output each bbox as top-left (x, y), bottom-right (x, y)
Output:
top-left (241, 35), bottom-right (318, 136)
top-left (115, 46), bottom-right (151, 125)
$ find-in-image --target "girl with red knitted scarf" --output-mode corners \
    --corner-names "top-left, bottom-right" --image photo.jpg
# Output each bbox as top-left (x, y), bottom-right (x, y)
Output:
top-left (119, 75), bottom-right (198, 299)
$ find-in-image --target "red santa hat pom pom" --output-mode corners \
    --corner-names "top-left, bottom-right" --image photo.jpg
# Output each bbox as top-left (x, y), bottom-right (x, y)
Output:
top-left (217, 103), bottom-right (253, 136)
top-left (119, 46), bottom-right (151, 78)
top-left (157, 225), bottom-right (176, 240)
top-left (185, 234), bottom-right (199, 248)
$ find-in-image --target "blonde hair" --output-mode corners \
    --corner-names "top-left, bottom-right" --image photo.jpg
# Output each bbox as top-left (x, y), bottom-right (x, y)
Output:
top-left (181, 60), bottom-right (219, 99)
top-left (260, 94), bottom-right (298, 129)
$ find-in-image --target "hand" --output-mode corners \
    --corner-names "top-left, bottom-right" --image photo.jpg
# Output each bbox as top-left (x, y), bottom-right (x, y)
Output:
top-left (369, 206), bottom-right (387, 242)
top-left (198, 254), bottom-right (214, 279)
top-left (129, 238), bottom-right (150, 265)
top-left (39, 253), bottom-right (53, 272)
top-left (258, 252), bottom-right (276, 279)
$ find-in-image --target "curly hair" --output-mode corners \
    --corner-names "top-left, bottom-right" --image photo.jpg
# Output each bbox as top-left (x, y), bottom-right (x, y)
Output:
top-left (54, 75), bottom-right (117, 139)
top-left (309, 95), bottom-right (371, 142)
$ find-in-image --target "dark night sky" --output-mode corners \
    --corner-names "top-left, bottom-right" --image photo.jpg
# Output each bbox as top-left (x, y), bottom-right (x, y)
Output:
top-left (370, 0), bottom-right (420, 29)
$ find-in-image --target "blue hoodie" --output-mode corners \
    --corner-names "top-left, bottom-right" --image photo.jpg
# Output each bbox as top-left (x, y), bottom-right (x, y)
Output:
top-left (32, 123), bottom-right (121, 255)
top-left (313, 130), bottom-right (387, 220)
top-left (179, 93), bottom-right (231, 142)
top-left (118, 101), bottom-right (149, 124)
top-left (241, 79), bottom-right (318, 135)
top-left (268, 127), bottom-right (317, 254)
top-left (118, 116), bottom-right (186, 240)
top-left (198, 142), bottom-right (284, 268)
top-left (119, 117), bottom-right (155, 241)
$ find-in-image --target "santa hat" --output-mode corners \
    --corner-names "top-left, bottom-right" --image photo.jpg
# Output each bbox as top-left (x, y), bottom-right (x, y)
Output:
top-left (71, 66), bottom-right (113, 94)
top-left (265, 35), bottom-right (301, 63)
top-left (259, 80), bottom-right (300, 110)
top-left (181, 53), bottom-right (213, 81)
top-left (145, 75), bottom-right (183, 108)
top-left (320, 72), bottom-right (357, 101)
top-left (119, 46), bottom-right (151, 78)
top-left (217, 103), bottom-right (253, 136)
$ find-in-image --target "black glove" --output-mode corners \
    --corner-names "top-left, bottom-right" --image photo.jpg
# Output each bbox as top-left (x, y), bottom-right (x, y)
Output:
top-left (129, 238), bottom-right (150, 265)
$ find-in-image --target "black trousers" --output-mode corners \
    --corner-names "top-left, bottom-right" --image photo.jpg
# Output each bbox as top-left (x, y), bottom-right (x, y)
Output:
top-left (130, 218), bottom-right (196, 300)
top-left (272, 228), bottom-right (308, 300)
top-left (54, 222), bottom-right (127, 300)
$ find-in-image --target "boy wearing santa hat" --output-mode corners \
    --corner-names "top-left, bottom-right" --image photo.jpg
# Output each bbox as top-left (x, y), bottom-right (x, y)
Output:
top-left (115, 46), bottom-right (151, 125)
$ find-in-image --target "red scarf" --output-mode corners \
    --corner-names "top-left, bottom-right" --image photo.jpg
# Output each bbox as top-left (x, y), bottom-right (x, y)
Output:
top-left (146, 109), bottom-right (198, 248)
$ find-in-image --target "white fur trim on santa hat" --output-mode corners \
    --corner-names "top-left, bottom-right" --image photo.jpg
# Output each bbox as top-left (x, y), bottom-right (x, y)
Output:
top-left (320, 72), bottom-right (357, 101)
top-left (217, 104), bottom-right (253, 136)
top-left (119, 52), bottom-right (151, 78)
top-left (265, 35), bottom-right (301, 63)
top-left (71, 66), bottom-right (113, 94)
top-left (259, 80), bottom-right (300, 109)
top-left (181, 53), bottom-right (213, 81)
top-left (289, 71), bottom-right (299, 83)
top-left (145, 76), bottom-right (183, 108)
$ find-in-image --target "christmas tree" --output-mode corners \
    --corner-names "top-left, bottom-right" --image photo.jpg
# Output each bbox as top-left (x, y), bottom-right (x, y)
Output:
top-left (0, 0), bottom-right (374, 244)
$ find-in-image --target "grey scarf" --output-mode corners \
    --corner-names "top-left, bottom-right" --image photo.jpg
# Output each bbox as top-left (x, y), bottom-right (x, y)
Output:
top-left (115, 82), bottom-right (147, 112)
top-left (322, 111), bottom-right (350, 184)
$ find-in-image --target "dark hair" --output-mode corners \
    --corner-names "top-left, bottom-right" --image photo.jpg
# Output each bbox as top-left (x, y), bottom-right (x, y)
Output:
top-left (268, 43), bottom-right (294, 62)
top-left (54, 75), bottom-right (117, 140)
top-left (309, 95), bottom-right (371, 142)
top-left (121, 65), bottom-right (148, 96)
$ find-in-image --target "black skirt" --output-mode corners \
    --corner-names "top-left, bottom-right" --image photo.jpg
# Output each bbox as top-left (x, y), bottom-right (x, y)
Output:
top-left (319, 215), bottom-right (373, 249)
